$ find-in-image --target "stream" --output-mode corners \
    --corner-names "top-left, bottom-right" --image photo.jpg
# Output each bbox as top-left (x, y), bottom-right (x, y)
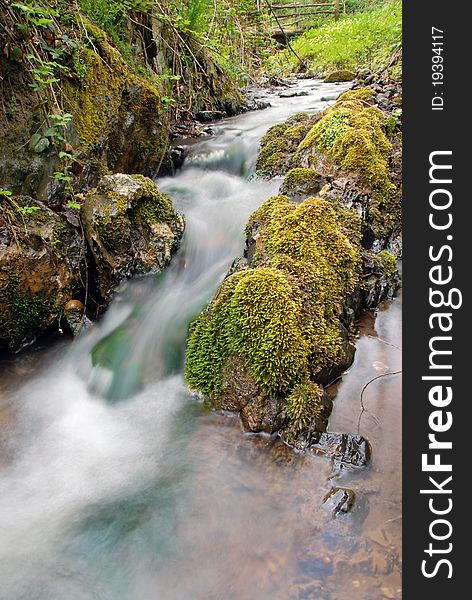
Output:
top-left (0, 79), bottom-right (402, 600)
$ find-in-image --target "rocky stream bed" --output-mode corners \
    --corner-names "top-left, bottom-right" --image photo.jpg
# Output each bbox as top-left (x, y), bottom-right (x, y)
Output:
top-left (0, 75), bottom-right (402, 600)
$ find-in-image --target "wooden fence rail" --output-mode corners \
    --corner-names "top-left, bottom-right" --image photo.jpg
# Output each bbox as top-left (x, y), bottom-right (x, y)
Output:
top-left (268, 0), bottom-right (346, 31)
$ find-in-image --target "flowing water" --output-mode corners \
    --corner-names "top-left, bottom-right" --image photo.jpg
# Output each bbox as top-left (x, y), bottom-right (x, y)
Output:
top-left (0, 80), bottom-right (402, 600)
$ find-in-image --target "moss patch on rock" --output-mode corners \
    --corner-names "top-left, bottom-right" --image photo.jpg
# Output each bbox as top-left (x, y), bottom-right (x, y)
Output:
top-left (255, 113), bottom-right (321, 177)
top-left (324, 70), bottom-right (355, 83)
top-left (0, 196), bottom-right (84, 350)
top-left (338, 87), bottom-right (376, 103)
top-left (64, 19), bottom-right (169, 180)
top-left (377, 249), bottom-right (397, 279)
top-left (284, 380), bottom-right (325, 438)
top-left (185, 196), bottom-right (361, 407)
top-left (298, 101), bottom-right (394, 196)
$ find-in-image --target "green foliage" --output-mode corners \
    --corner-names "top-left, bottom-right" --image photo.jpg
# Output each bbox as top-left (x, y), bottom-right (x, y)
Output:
top-left (385, 108), bottom-right (402, 136)
top-left (268, 0), bottom-right (402, 76)
top-left (185, 197), bottom-right (361, 397)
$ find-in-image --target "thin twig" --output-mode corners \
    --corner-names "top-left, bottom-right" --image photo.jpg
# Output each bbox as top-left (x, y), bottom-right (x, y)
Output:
top-left (357, 370), bottom-right (402, 433)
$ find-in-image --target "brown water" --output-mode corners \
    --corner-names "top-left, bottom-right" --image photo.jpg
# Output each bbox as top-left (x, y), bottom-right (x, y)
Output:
top-left (0, 81), bottom-right (401, 600)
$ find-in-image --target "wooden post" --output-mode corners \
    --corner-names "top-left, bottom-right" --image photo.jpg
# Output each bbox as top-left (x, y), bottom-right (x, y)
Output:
top-left (334, 0), bottom-right (340, 21)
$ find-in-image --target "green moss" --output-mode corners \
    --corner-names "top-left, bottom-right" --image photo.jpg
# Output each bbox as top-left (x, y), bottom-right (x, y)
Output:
top-left (283, 123), bottom-right (311, 143)
top-left (378, 250), bottom-right (397, 279)
top-left (256, 113), bottom-right (318, 177)
top-left (185, 196), bottom-right (361, 398)
top-left (185, 268), bottom-right (308, 397)
top-left (284, 380), bottom-right (324, 436)
top-left (128, 175), bottom-right (174, 224)
top-left (324, 70), bottom-right (355, 83)
top-left (338, 87), bottom-right (376, 103)
top-left (0, 274), bottom-right (52, 346)
top-left (298, 101), bottom-right (395, 198)
top-left (280, 168), bottom-right (322, 191)
top-left (64, 18), bottom-right (168, 170)
top-left (88, 175), bottom-right (174, 252)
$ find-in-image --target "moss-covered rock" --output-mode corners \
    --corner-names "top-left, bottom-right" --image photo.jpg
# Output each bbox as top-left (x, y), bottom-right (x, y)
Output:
top-left (338, 87), bottom-right (376, 103)
top-left (324, 70), bottom-right (355, 83)
top-left (83, 173), bottom-right (184, 299)
top-left (0, 197), bottom-right (84, 351)
top-left (64, 20), bottom-right (170, 184)
top-left (185, 196), bottom-right (362, 433)
top-left (256, 90), bottom-right (402, 247)
top-left (255, 113), bottom-right (321, 177)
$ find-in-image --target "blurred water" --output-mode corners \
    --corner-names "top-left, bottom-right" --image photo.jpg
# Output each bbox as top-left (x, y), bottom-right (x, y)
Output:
top-left (0, 79), bottom-right (401, 600)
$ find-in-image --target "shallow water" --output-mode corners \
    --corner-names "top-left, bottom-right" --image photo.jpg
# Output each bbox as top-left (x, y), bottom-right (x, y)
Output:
top-left (0, 79), bottom-right (401, 600)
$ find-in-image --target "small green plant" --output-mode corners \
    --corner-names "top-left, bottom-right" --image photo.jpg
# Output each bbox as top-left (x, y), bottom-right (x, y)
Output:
top-left (12, 2), bottom-right (57, 29)
top-left (53, 171), bottom-right (72, 183)
top-left (0, 188), bottom-right (13, 198)
top-left (66, 200), bottom-right (82, 211)
top-left (386, 108), bottom-right (402, 136)
top-left (18, 205), bottom-right (41, 216)
top-left (27, 55), bottom-right (69, 92)
top-left (46, 112), bottom-right (73, 143)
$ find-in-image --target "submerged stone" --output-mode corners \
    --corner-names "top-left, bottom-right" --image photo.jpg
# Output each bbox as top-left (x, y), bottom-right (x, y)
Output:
top-left (323, 487), bottom-right (356, 515)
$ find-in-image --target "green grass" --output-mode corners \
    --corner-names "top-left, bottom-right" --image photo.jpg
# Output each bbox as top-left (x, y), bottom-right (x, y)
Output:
top-left (267, 0), bottom-right (401, 76)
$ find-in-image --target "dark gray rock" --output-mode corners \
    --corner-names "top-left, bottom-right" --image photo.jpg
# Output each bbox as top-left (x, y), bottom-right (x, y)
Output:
top-left (195, 110), bottom-right (227, 123)
top-left (288, 430), bottom-right (372, 469)
top-left (279, 90), bottom-right (309, 98)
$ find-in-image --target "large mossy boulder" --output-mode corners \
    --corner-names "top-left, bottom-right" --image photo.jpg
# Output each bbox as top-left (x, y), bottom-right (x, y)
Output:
top-left (83, 174), bottom-right (184, 299)
top-left (256, 87), bottom-right (402, 247)
top-left (185, 196), bottom-right (363, 433)
top-left (0, 197), bottom-right (84, 351)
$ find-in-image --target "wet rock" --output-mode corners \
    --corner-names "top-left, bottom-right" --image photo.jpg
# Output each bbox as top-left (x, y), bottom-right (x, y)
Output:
top-left (279, 168), bottom-right (329, 202)
top-left (0, 197), bottom-right (84, 351)
top-left (289, 430), bottom-right (372, 469)
top-left (216, 355), bottom-right (285, 433)
top-left (313, 322), bottom-right (356, 386)
top-left (63, 299), bottom-right (92, 336)
top-left (323, 487), bottom-right (356, 515)
top-left (279, 90), bottom-right (309, 98)
top-left (362, 251), bottom-right (399, 308)
top-left (170, 146), bottom-right (186, 171)
top-left (324, 70), bottom-right (355, 83)
top-left (195, 110), bottom-right (227, 123)
top-left (83, 174), bottom-right (184, 300)
top-left (240, 394), bottom-right (285, 433)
